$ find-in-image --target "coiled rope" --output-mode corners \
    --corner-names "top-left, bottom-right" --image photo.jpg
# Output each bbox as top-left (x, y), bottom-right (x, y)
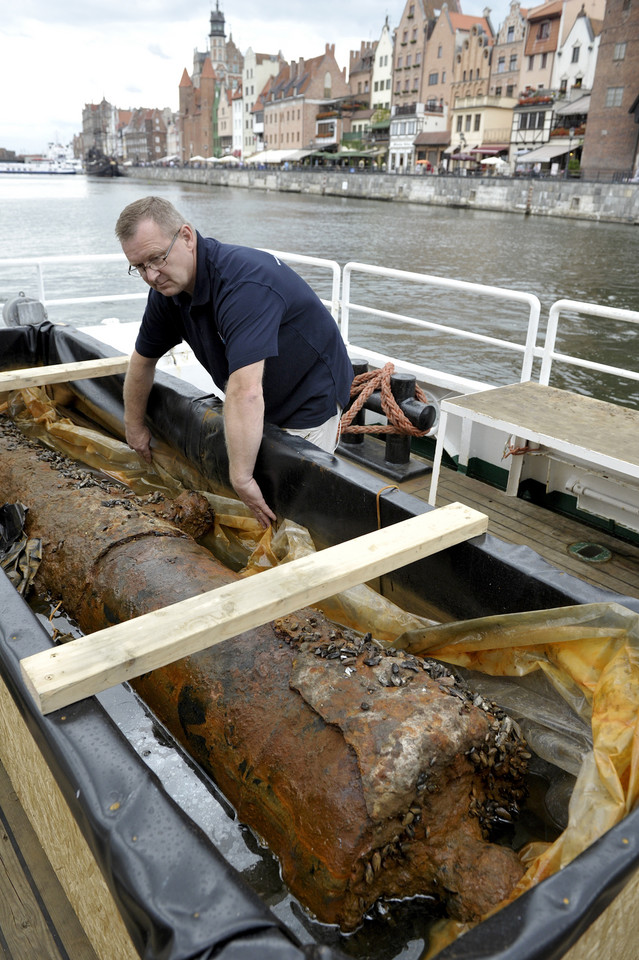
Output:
top-left (340, 362), bottom-right (432, 437)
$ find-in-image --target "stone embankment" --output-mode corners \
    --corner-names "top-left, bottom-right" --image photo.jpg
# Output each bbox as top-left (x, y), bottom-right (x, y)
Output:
top-left (124, 166), bottom-right (639, 225)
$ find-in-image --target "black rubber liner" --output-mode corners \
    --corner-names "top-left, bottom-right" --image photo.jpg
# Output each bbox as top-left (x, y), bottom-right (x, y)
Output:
top-left (2, 321), bottom-right (639, 960)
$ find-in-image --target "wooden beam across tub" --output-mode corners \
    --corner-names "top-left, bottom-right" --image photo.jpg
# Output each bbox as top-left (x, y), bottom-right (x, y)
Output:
top-left (0, 356), bottom-right (129, 392)
top-left (20, 502), bottom-right (488, 715)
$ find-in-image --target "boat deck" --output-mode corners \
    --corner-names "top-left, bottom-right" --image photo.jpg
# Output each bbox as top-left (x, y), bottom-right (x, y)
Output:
top-left (403, 461), bottom-right (639, 601)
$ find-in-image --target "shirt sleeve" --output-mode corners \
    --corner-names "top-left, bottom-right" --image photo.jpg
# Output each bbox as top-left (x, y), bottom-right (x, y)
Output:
top-left (134, 291), bottom-right (184, 359)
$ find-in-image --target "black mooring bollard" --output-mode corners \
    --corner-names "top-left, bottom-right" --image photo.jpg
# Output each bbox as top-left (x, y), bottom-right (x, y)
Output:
top-left (385, 373), bottom-right (415, 465)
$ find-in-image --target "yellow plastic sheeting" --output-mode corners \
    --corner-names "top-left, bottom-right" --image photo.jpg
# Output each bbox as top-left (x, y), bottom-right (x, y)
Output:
top-left (4, 386), bottom-right (436, 642)
top-left (395, 603), bottom-right (639, 958)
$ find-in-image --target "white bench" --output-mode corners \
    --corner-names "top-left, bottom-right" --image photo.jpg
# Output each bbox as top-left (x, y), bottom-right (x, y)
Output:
top-left (428, 380), bottom-right (639, 505)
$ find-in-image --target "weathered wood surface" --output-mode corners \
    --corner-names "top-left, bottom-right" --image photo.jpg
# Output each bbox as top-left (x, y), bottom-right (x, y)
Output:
top-left (0, 423), bottom-right (525, 932)
top-left (22, 502), bottom-right (487, 715)
top-left (0, 357), bottom-right (129, 392)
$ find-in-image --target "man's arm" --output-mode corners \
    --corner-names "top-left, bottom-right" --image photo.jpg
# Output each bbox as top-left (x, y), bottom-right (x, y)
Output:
top-left (123, 349), bottom-right (159, 463)
top-left (223, 361), bottom-right (277, 528)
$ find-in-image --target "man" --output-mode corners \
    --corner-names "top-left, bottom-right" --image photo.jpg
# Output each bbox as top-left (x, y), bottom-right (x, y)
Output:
top-left (115, 196), bottom-right (353, 527)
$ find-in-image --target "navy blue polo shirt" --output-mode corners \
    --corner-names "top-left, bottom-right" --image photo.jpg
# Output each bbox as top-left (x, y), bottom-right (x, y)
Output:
top-left (135, 233), bottom-right (353, 428)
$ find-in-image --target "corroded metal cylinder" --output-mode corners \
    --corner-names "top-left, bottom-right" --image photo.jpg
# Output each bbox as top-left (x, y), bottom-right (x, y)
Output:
top-left (0, 420), bottom-right (526, 930)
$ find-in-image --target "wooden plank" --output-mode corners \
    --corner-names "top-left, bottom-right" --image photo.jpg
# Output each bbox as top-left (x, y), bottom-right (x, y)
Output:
top-left (0, 762), bottom-right (100, 960)
top-left (445, 382), bottom-right (639, 470)
top-left (0, 357), bottom-right (129, 392)
top-left (21, 502), bottom-right (488, 715)
top-left (0, 676), bottom-right (139, 960)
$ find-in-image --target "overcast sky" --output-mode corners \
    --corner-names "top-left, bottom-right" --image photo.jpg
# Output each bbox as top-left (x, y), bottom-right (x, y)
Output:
top-left (2, 0), bottom-right (512, 155)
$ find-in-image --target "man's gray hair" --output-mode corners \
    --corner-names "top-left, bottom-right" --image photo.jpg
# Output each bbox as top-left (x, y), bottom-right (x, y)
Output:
top-left (115, 196), bottom-right (191, 242)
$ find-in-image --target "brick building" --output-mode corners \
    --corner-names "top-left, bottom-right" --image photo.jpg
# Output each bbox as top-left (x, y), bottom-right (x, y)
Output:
top-left (261, 44), bottom-right (351, 153)
top-left (580, 0), bottom-right (639, 179)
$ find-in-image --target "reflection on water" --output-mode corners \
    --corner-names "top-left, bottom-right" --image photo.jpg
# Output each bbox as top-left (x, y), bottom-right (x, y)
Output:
top-left (1, 175), bottom-right (638, 403)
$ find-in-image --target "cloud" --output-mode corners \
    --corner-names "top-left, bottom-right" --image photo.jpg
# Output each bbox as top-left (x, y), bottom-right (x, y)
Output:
top-left (148, 44), bottom-right (171, 59)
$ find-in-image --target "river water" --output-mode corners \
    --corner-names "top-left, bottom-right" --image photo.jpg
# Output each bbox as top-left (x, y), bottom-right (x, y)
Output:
top-left (1, 173), bottom-right (639, 405)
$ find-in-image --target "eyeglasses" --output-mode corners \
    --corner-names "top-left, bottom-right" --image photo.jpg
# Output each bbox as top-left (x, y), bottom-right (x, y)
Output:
top-left (128, 230), bottom-right (181, 277)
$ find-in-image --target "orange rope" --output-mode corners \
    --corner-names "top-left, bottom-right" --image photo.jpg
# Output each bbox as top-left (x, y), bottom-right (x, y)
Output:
top-left (340, 363), bottom-right (432, 437)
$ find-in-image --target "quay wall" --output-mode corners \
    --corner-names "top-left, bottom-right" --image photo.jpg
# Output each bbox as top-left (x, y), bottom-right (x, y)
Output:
top-left (124, 166), bottom-right (639, 225)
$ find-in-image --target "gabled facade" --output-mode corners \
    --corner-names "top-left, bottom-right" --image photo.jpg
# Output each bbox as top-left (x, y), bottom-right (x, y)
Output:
top-left (122, 108), bottom-right (168, 163)
top-left (81, 99), bottom-right (118, 157)
top-left (261, 44), bottom-right (350, 152)
top-left (489, 1), bottom-right (527, 99)
top-left (242, 50), bottom-right (285, 158)
top-left (349, 41), bottom-right (377, 103)
top-left (371, 18), bottom-right (394, 112)
top-left (393, 0), bottom-right (447, 108)
top-left (421, 9), bottom-right (492, 120)
top-left (450, 21), bottom-right (495, 103)
top-left (523, 0), bottom-right (564, 90)
top-left (551, 6), bottom-right (603, 96)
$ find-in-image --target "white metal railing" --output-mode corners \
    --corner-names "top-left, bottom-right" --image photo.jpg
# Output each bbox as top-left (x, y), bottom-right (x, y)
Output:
top-left (341, 261), bottom-right (542, 388)
top-left (3, 253), bottom-right (639, 405)
top-left (0, 251), bottom-right (341, 321)
top-left (539, 299), bottom-right (639, 386)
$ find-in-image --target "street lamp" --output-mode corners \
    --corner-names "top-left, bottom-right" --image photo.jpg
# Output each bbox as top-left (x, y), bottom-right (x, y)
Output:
top-left (564, 126), bottom-right (575, 179)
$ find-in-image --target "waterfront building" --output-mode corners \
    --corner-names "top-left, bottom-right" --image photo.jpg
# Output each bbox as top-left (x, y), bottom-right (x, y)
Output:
top-left (216, 87), bottom-right (233, 157)
top-left (392, 0), bottom-right (447, 110)
top-left (121, 108), bottom-right (170, 165)
top-left (81, 99), bottom-right (118, 159)
top-left (242, 50), bottom-right (285, 159)
top-left (550, 5), bottom-right (602, 94)
top-left (420, 6), bottom-right (493, 135)
top-left (371, 18), bottom-right (394, 112)
top-left (193, 1), bottom-right (243, 92)
top-left (580, 0), bottom-right (639, 180)
top-left (179, 57), bottom-right (218, 161)
top-left (389, 100), bottom-right (449, 171)
top-left (488, 1), bottom-right (528, 100)
top-left (522, 0), bottom-right (564, 91)
top-left (261, 45), bottom-right (351, 154)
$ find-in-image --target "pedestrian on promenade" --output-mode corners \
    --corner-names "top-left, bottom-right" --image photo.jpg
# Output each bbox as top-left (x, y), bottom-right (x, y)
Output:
top-left (115, 196), bottom-right (353, 527)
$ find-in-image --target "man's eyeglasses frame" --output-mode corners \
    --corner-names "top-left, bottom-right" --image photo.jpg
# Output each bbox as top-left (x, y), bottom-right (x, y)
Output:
top-left (128, 229), bottom-right (181, 277)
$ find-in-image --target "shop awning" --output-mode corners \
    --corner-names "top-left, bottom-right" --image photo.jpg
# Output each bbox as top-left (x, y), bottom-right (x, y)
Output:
top-left (470, 144), bottom-right (509, 155)
top-left (414, 131), bottom-right (450, 147)
top-left (517, 143), bottom-right (574, 163)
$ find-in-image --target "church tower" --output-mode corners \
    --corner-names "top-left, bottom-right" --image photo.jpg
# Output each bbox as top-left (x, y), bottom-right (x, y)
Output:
top-left (209, 1), bottom-right (227, 81)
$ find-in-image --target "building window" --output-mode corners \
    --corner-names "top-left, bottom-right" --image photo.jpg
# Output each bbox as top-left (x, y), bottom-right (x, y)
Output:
top-left (438, 44), bottom-right (443, 58)
top-left (498, 56), bottom-right (505, 72)
top-left (465, 114), bottom-right (472, 131)
top-left (412, 28), bottom-right (418, 41)
top-left (456, 115), bottom-right (463, 132)
top-left (397, 56), bottom-right (403, 68)
top-left (416, 52), bottom-right (421, 65)
top-left (406, 54), bottom-right (412, 67)
top-left (429, 72), bottom-right (438, 85)
top-left (605, 86), bottom-right (624, 107)
top-left (507, 25), bottom-right (515, 42)
top-left (442, 70), bottom-right (446, 82)
top-left (537, 21), bottom-right (550, 40)
top-left (509, 54), bottom-right (517, 70)
top-left (541, 52), bottom-right (548, 68)
top-left (474, 113), bottom-right (481, 130)
top-left (571, 45), bottom-right (580, 63)
top-left (506, 84), bottom-right (514, 96)
top-left (613, 42), bottom-right (627, 60)
top-left (495, 85), bottom-right (502, 95)
top-left (528, 55), bottom-right (534, 70)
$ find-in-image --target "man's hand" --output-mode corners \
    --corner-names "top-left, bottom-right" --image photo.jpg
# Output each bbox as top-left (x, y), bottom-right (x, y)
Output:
top-left (123, 350), bottom-right (159, 465)
top-left (232, 476), bottom-right (277, 529)
top-left (125, 422), bottom-right (153, 463)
